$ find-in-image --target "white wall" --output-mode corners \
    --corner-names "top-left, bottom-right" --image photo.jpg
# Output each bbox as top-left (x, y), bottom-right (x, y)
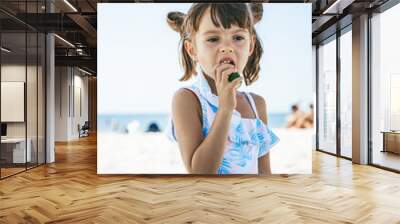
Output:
top-left (55, 67), bottom-right (89, 141)
top-left (1, 65), bottom-right (40, 138)
top-left (72, 73), bottom-right (89, 137)
top-left (55, 66), bottom-right (69, 141)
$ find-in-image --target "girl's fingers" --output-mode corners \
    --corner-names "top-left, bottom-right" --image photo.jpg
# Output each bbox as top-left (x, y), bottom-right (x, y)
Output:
top-left (214, 63), bottom-right (234, 84)
top-left (229, 76), bottom-right (243, 90)
top-left (213, 64), bottom-right (224, 83)
top-left (213, 64), bottom-right (222, 83)
top-left (221, 67), bottom-right (238, 86)
top-left (232, 76), bottom-right (243, 90)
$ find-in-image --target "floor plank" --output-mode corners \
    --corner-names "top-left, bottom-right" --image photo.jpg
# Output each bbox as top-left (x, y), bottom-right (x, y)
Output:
top-left (0, 134), bottom-right (399, 223)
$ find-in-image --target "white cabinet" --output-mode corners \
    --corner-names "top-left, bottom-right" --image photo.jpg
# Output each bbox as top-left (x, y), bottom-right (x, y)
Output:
top-left (1, 138), bottom-right (32, 163)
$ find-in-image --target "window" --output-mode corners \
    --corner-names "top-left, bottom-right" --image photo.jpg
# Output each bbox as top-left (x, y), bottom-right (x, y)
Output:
top-left (340, 28), bottom-right (352, 158)
top-left (0, 1), bottom-right (47, 179)
top-left (371, 3), bottom-right (400, 171)
top-left (318, 36), bottom-right (337, 155)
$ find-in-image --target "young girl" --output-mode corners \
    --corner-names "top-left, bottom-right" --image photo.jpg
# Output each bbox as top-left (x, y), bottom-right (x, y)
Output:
top-left (167, 3), bottom-right (279, 174)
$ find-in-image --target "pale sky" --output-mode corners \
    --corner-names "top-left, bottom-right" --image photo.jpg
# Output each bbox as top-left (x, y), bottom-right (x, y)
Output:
top-left (98, 3), bottom-right (312, 114)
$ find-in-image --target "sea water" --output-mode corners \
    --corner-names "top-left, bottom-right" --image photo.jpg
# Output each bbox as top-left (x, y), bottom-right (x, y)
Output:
top-left (98, 113), bottom-right (287, 133)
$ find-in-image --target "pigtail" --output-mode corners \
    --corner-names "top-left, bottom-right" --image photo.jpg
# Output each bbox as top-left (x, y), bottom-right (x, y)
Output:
top-left (249, 3), bottom-right (263, 25)
top-left (167, 11), bottom-right (186, 35)
top-left (167, 11), bottom-right (196, 81)
top-left (244, 3), bottom-right (264, 86)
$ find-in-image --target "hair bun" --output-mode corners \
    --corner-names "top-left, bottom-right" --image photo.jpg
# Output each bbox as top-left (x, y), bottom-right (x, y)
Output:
top-left (167, 11), bottom-right (186, 33)
top-left (249, 3), bottom-right (263, 24)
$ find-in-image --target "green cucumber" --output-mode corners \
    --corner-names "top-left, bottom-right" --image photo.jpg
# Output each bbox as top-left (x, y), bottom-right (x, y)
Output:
top-left (228, 72), bottom-right (240, 82)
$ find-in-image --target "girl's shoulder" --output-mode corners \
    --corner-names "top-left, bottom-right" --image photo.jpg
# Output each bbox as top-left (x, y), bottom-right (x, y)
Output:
top-left (246, 92), bottom-right (268, 123)
top-left (248, 92), bottom-right (267, 110)
top-left (239, 91), bottom-right (266, 109)
top-left (172, 88), bottom-right (202, 115)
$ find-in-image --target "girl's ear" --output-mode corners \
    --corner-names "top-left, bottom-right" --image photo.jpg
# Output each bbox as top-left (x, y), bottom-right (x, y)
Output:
top-left (249, 3), bottom-right (263, 24)
top-left (167, 11), bottom-right (186, 34)
top-left (184, 39), bottom-right (198, 62)
top-left (249, 34), bottom-right (256, 55)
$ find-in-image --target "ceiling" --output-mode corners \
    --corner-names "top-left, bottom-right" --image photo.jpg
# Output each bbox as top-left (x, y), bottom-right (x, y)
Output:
top-left (310, 0), bottom-right (391, 44)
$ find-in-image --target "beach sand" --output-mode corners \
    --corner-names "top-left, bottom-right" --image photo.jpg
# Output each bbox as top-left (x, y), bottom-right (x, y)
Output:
top-left (98, 128), bottom-right (313, 174)
top-left (270, 128), bottom-right (313, 174)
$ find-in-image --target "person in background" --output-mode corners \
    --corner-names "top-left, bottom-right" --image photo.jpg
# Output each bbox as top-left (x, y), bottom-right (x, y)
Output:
top-left (286, 104), bottom-right (304, 128)
top-left (146, 122), bottom-right (161, 132)
top-left (296, 103), bottom-right (314, 128)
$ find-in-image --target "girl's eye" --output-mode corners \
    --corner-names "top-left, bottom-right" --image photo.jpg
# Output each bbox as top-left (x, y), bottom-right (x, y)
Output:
top-left (206, 35), bottom-right (244, 43)
top-left (234, 36), bottom-right (245, 41)
top-left (207, 37), bottom-right (219, 42)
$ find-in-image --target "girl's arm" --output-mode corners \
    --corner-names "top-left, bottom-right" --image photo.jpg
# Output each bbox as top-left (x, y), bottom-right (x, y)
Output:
top-left (172, 65), bottom-right (242, 174)
top-left (172, 61), bottom-right (242, 174)
top-left (172, 88), bottom-right (235, 174)
top-left (251, 93), bottom-right (272, 175)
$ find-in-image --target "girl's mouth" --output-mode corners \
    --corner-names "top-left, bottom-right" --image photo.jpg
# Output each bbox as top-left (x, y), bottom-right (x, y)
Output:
top-left (219, 57), bottom-right (235, 66)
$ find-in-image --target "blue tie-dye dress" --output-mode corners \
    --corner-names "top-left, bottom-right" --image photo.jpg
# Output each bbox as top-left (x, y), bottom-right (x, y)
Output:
top-left (168, 72), bottom-right (279, 174)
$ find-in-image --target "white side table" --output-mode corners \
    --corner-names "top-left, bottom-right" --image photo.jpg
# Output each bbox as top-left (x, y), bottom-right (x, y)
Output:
top-left (1, 138), bottom-right (32, 163)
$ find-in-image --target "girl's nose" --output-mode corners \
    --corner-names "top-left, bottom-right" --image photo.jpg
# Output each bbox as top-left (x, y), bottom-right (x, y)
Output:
top-left (220, 48), bottom-right (233, 54)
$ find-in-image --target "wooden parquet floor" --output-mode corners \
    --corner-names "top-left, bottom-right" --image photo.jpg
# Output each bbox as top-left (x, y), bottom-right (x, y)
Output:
top-left (1, 134), bottom-right (400, 223)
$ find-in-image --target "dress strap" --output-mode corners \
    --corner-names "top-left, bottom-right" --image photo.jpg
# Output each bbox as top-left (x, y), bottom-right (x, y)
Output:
top-left (244, 92), bottom-right (259, 119)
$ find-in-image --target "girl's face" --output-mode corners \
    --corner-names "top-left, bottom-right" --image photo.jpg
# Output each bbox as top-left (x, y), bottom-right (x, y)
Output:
top-left (184, 8), bottom-right (255, 79)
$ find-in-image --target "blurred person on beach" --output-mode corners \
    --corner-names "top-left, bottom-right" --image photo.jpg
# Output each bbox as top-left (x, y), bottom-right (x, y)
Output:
top-left (146, 122), bottom-right (161, 132)
top-left (286, 104), bottom-right (304, 128)
top-left (296, 103), bottom-right (314, 128)
top-left (167, 3), bottom-right (279, 174)
top-left (286, 104), bottom-right (314, 129)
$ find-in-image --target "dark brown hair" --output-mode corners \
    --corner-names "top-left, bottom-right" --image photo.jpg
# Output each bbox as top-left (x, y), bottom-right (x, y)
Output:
top-left (167, 3), bottom-right (263, 86)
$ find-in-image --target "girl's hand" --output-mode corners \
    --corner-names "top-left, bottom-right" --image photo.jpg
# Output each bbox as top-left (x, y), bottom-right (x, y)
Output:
top-left (213, 63), bottom-right (243, 112)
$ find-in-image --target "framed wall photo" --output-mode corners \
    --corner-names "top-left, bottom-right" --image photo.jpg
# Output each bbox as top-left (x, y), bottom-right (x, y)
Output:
top-left (1, 81), bottom-right (25, 122)
top-left (98, 3), bottom-right (313, 175)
